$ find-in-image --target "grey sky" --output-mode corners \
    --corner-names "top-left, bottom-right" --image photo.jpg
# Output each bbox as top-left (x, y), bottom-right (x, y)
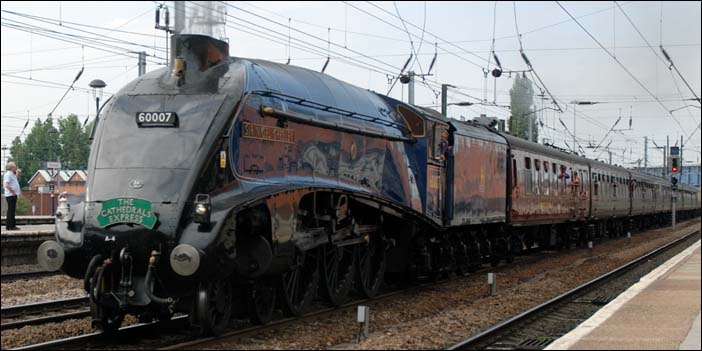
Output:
top-left (2, 1), bottom-right (700, 167)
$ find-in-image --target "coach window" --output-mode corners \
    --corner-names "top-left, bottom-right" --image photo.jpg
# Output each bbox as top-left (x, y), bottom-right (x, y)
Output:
top-left (535, 160), bottom-right (542, 195)
top-left (551, 163), bottom-right (557, 195)
top-left (592, 173), bottom-right (600, 196)
top-left (543, 161), bottom-right (550, 195)
top-left (524, 157), bottom-right (532, 194)
top-left (512, 158), bottom-right (518, 189)
top-left (613, 177), bottom-right (617, 197)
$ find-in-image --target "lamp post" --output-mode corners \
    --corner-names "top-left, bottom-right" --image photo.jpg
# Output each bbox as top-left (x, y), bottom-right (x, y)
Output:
top-left (447, 102), bottom-right (474, 121)
top-left (441, 84), bottom-right (455, 117)
top-left (569, 100), bottom-right (599, 152)
top-left (48, 126), bottom-right (59, 215)
top-left (89, 79), bottom-right (106, 120)
top-left (448, 102), bottom-right (474, 107)
top-left (1, 145), bottom-right (7, 166)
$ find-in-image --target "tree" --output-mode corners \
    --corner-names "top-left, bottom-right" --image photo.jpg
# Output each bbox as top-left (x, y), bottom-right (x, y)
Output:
top-left (16, 196), bottom-right (33, 215)
top-left (8, 115), bottom-right (91, 188)
top-left (59, 114), bottom-right (90, 170)
top-left (509, 74), bottom-right (538, 142)
top-left (9, 117), bottom-right (56, 186)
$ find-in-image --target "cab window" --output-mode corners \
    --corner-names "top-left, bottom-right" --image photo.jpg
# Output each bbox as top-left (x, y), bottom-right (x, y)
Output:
top-left (396, 105), bottom-right (425, 137)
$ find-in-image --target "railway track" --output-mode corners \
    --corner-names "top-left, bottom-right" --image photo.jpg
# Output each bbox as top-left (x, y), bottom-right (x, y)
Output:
top-left (1, 296), bottom-right (90, 331)
top-left (448, 226), bottom-right (701, 350)
top-left (1, 270), bottom-right (59, 283)
top-left (7, 221), bottom-right (699, 350)
top-left (9, 252), bottom-right (544, 350)
top-left (160, 281), bottom-right (466, 350)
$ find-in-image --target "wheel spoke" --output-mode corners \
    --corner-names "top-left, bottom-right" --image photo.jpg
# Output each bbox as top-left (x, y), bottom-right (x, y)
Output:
top-left (280, 248), bottom-right (319, 316)
top-left (356, 234), bottom-right (386, 298)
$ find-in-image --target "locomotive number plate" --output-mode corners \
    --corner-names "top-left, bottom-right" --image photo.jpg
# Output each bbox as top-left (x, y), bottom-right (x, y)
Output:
top-left (136, 112), bottom-right (178, 127)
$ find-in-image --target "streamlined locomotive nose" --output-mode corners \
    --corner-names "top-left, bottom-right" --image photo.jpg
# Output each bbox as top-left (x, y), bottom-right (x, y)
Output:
top-left (37, 240), bottom-right (65, 272)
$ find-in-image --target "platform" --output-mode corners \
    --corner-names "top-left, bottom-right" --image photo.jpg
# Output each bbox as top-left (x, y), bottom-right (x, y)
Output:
top-left (1, 216), bottom-right (55, 226)
top-left (547, 240), bottom-right (701, 350)
top-left (1, 225), bottom-right (56, 266)
top-left (0, 224), bottom-right (56, 236)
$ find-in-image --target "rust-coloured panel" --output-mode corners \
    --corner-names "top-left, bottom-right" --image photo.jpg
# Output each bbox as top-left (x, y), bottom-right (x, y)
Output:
top-left (509, 148), bottom-right (590, 224)
top-left (426, 164), bottom-right (444, 221)
top-left (450, 134), bottom-right (507, 225)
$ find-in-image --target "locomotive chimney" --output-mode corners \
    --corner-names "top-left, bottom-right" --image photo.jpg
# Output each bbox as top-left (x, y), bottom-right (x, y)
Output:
top-left (169, 1), bottom-right (229, 88)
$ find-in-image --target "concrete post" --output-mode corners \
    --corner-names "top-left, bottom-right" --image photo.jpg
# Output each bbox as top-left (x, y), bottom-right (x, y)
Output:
top-left (408, 71), bottom-right (415, 105)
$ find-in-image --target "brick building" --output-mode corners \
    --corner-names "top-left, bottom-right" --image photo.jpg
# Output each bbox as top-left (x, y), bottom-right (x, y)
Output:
top-left (23, 169), bottom-right (87, 215)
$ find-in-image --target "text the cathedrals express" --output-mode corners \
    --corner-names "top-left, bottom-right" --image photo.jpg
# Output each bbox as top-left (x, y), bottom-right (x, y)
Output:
top-left (97, 198), bottom-right (157, 229)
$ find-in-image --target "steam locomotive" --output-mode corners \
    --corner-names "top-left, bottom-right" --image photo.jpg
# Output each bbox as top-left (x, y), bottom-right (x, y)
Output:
top-left (37, 33), bottom-right (700, 335)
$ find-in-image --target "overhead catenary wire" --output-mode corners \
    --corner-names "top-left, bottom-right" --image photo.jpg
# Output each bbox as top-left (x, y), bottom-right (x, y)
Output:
top-left (389, 1), bottom-right (441, 100)
top-left (184, 1), bottom-right (404, 77)
top-left (342, 1), bottom-right (485, 70)
top-left (1, 19), bottom-right (166, 65)
top-left (218, 1), bottom-right (405, 74)
top-left (4, 2), bottom-right (697, 162)
top-left (2, 53), bottom-right (129, 75)
top-left (392, 1), bottom-right (426, 75)
top-left (1, 10), bottom-right (168, 53)
top-left (613, 0), bottom-right (700, 124)
top-left (485, 1), bottom-right (498, 109)
top-left (364, 0), bottom-right (505, 70)
top-left (513, 2), bottom-right (563, 113)
top-left (188, 1), bottom-right (459, 108)
top-left (660, 45), bottom-right (701, 104)
top-left (555, 1), bottom-right (689, 141)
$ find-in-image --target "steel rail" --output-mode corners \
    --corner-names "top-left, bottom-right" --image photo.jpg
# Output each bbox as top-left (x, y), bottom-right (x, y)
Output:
top-left (2, 310), bottom-right (90, 330)
top-left (160, 253), bottom-right (552, 350)
top-left (1, 270), bottom-right (59, 283)
top-left (8, 221), bottom-right (699, 350)
top-left (10, 315), bottom-right (190, 350)
top-left (1, 296), bottom-right (89, 318)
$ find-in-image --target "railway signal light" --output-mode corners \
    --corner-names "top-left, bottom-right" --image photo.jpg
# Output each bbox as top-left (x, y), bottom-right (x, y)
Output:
top-left (671, 157), bottom-right (679, 173)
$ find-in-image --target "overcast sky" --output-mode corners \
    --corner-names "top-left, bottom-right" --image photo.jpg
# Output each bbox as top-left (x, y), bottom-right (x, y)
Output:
top-left (2, 1), bottom-right (700, 167)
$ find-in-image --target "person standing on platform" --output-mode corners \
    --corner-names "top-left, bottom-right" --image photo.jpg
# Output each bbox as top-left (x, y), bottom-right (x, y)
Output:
top-left (4, 162), bottom-right (22, 230)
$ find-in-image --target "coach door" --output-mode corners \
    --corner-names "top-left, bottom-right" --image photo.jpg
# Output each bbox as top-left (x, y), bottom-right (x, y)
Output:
top-left (426, 121), bottom-right (449, 222)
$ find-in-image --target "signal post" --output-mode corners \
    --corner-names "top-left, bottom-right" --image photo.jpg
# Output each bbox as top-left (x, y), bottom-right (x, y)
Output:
top-left (669, 146), bottom-right (680, 229)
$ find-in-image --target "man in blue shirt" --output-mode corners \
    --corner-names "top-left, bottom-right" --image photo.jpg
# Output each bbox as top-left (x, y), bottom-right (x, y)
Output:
top-left (4, 162), bottom-right (22, 230)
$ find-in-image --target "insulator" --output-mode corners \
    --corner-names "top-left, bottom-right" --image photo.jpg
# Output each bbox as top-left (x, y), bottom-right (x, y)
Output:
top-left (321, 57), bottom-right (330, 73)
top-left (401, 54), bottom-right (413, 72)
top-left (520, 51), bottom-right (531, 68)
top-left (493, 53), bottom-right (502, 69)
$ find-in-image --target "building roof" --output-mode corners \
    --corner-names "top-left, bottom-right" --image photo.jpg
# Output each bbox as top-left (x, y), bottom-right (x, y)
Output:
top-left (28, 170), bottom-right (52, 184)
top-left (28, 170), bottom-right (88, 185)
top-left (69, 170), bottom-right (87, 181)
top-left (58, 170), bottom-right (73, 181)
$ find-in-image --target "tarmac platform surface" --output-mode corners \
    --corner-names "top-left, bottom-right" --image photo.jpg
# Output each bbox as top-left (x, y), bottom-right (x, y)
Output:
top-left (547, 240), bottom-right (701, 350)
